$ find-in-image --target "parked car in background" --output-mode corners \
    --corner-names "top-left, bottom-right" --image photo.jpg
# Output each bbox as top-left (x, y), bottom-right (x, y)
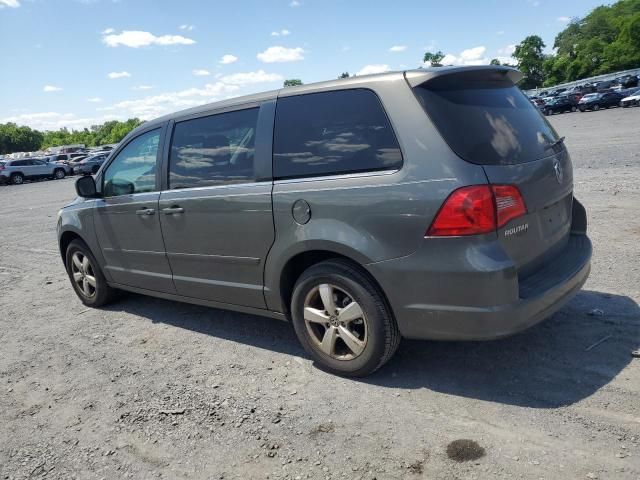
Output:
top-left (0, 158), bottom-right (70, 184)
top-left (73, 152), bottom-right (109, 175)
top-left (615, 75), bottom-right (639, 88)
top-left (543, 95), bottom-right (578, 115)
top-left (594, 80), bottom-right (615, 92)
top-left (58, 66), bottom-right (592, 376)
top-left (578, 91), bottom-right (624, 111)
top-left (620, 88), bottom-right (640, 107)
top-left (45, 153), bottom-right (86, 163)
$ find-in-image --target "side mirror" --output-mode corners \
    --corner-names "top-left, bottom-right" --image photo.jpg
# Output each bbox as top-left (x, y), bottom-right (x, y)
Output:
top-left (75, 176), bottom-right (99, 198)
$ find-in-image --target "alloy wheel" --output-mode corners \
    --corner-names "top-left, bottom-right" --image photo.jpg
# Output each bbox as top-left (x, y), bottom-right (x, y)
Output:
top-left (55, 169), bottom-right (65, 179)
top-left (71, 251), bottom-right (97, 298)
top-left (303, 283), bottom-right (368, 360)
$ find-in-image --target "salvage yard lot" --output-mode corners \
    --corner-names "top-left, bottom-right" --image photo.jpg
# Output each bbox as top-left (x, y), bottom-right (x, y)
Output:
top-left (1, 107), bottom-right (639, 479)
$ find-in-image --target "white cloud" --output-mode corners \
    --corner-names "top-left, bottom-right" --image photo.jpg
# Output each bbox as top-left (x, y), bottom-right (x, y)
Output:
top-left (220, 70), bottom-right (283, 86)
top-left (290, 0), bottom-right (300, 6)
top-left (1, 112), bottom-right (120, 131)
top-left (179, 24), bottom-right (195, 31)
top-left (257, 46), bottom-right (304, 63)
top-left (43, 85), bottom-right (62, 92)
top-left (389, 45), bottom-right (407, 52)
top-left (87, 97), bottom-right (103, 103)
top-left (192, 69), bottom-right (211, 76)
top-left (101, 27), bottom-right (115, 35)
top-left (219, 54), bottom-right (238, 64)
top-left (133, 85), bottom-right (154, 90)
top-left (356, 64), bottom-right (390, 75)
top-left (0, 0), bottom-right (20, 8)
top-left (102, 30), bottom-right (196, 48)
top-left (271, 29), bottom-right (291, 37)
top-left (432, 46), bottom-right (489, 66)
top-left (497, 44), bottom-right (516, 56)
top-left (108, 71), bottom-right (131, 79)
top-left (557, 16), bottom-right (571, 23)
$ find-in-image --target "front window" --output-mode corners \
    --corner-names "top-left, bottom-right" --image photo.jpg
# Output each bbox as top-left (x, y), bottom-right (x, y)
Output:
top-left (103, 129), bottom-right (160, 197)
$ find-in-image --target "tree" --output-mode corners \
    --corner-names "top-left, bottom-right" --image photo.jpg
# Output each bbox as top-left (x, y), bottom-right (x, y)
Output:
top-left (0, 123), bottom-right (44, 154)
top-left (513, 35), bottom-right (546, 89)
top-left (489, 58), bottom-right (502, 65)
top-left (541, 0), bottom-right (640, 86)
top-left (338, 72), bottom-right (350, 79)
top-left (283, 79), bottom-right (303, 87)
top-left (423, 50), bottom-right (445, 67)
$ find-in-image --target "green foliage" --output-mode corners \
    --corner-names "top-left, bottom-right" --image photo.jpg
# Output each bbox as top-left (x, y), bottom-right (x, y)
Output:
top-left (0, 123), bottom-right (44, 155)
top-left (338, 72), bottom-right (350, 79)
top-left (513, 35), bottom-right (547, 89)
top-left (490, 58), bottom-right (502, 65)
top-left (423, 50), bottom-right (445, 67)
top-left (0, 119), bottom-right (143, 155)
top-left (283, 79), bottom-right (303, 87)
top-left (542, 0), bottom-right (640, 85)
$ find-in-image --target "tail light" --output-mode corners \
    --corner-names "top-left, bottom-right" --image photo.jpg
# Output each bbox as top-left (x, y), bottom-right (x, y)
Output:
top-left (426, 185), bottom-right (526, 237)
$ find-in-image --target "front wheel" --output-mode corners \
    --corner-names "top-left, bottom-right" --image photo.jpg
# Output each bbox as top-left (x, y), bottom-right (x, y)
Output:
top-left (10, 173), bottom-right (24, 185)
top-left (54, 168), bottom-right (66, 180)
top-left (290, 260), bottom-right (400, 377)
top-left (65, 239), bottom-right (117, 307)
top-left (571, 106), bottom-right (577, 112)
top-left (593, 104), bottom-right (600, 111)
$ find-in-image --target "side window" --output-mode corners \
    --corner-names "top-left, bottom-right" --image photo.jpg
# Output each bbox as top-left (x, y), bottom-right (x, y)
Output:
top-left (169, 108), bottom-right (259, 189)
top-left (103, 129), bottom-right (161, 197)
top-left (273, 89), bottom-right (403, 179)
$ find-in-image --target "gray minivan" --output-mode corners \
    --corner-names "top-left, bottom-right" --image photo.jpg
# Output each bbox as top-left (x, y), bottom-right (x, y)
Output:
top-left (57, 66), bottom-right (592, 376)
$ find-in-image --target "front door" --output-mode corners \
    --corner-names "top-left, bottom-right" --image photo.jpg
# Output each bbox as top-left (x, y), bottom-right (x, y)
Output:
top-left (158, 105), bottom-right (275, 308)
top-left (93, 127), bottom-right (176, 294)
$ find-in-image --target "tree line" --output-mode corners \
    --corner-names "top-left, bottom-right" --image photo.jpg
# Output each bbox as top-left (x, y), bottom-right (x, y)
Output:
top-left (423, 0), bottom-right (640, 89)
top-left (0, 119), bottom-right (143, 155)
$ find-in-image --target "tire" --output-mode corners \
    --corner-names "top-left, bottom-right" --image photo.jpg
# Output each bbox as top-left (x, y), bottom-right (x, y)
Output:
top-left (290, 259), bottom-right (400, 377)
top-left (65, 239), bottom-right (117, 307)
top-left (53, 168), bottom-right (66, 180)
top-left (10, 173), bottom-right (24, 185)
top-left (579, 106), bottom-right (585, 112)
top-left (593, 104), bottom-right (600, 111)
top-left (571, 106), bottom-right (577, 112)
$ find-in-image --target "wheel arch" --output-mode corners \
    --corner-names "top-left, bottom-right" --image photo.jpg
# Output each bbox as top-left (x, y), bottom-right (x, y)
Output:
top-left (275, 248), bottom-right (393, 320)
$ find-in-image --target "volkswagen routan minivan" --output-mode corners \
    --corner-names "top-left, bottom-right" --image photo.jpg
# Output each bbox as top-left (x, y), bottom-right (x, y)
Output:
top-left (58, 66), bottom-right (592, 377)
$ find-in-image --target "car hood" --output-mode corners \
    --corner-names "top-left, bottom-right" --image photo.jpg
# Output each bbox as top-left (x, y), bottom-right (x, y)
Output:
top-left (622, 94), bottom-right (640, 101)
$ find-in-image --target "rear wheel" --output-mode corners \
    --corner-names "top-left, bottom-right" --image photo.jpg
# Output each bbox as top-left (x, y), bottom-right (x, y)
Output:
top-left (593, 104), bottom-right (600, 111)
top-left (571, 106), bottom-right (577, 112)
top-left (53, 168), bottom-right (66, 180)
top-left (290, 260), bottom-right (400, 377)
top-left (10, 173), bottom-right (24, 185)
top-left (65, 239), bottom-right (117, 307)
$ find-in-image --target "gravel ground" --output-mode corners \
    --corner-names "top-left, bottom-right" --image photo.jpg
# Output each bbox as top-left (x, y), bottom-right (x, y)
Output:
top-left (1, 107), bottom-right (639, 480)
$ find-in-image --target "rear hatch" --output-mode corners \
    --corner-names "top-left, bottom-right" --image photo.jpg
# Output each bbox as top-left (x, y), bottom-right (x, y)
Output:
top-left (410, 67), bottom-right (574, 276)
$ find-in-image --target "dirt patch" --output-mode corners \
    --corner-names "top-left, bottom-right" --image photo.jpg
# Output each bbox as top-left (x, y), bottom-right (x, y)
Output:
top-left (446, 439), bottom-right (486, 462)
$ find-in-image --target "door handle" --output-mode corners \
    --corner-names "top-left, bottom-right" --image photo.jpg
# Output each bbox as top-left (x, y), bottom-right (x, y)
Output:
top-left (136, 208), bottom-right (156, 216)
top-left (162, 206), bottom-right (184, 215)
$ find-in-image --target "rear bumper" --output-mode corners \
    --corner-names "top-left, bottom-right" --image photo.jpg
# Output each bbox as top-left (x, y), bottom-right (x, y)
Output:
top-left (366, 234), bottom-right (592, 341)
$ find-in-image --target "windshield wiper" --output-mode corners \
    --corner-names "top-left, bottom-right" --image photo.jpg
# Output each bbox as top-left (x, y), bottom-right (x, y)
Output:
top-left (545, 136), bottom-right (565, 151)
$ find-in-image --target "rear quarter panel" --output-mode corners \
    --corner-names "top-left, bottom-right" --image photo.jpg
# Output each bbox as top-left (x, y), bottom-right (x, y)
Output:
top-left (264, 73), bottom-right (487, 312)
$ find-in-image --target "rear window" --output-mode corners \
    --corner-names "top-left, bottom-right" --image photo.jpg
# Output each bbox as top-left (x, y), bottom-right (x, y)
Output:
top-left (273, 89), bottom-right (402, 179)
top-left (413, 73), bottom-right (561, 165)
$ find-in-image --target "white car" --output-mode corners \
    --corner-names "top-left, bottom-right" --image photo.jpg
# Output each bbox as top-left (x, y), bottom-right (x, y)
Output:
top-left (620, 89), bottom-right (640, 108)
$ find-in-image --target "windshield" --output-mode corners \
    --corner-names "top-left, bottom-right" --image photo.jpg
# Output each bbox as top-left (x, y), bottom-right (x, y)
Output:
top-left (413, 75), bottom-right (560, 166)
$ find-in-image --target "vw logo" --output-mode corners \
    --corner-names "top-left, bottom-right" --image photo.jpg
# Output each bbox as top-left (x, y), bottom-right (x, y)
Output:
top-left (553, 160), bottom-right (564, 184)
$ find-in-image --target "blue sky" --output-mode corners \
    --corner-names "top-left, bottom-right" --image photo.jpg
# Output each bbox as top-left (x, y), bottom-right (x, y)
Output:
top-left (0, 0), bottom-right (606, 131)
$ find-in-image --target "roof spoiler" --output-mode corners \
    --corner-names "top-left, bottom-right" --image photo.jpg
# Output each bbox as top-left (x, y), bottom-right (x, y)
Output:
top-left (404, 65), bottom-right (523, 88)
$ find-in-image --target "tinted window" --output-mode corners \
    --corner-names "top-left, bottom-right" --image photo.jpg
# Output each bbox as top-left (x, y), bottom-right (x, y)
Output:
top-left (103, 129), bottom-right (160, 197)
top-left (273, 89), bottom-right (402, 179)
top-left (414, 73), bottom-right (561, 165)
top-left (169, 108), bottom-right (259, 189)
top-left (12, 160), bottom-right (27, 166)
